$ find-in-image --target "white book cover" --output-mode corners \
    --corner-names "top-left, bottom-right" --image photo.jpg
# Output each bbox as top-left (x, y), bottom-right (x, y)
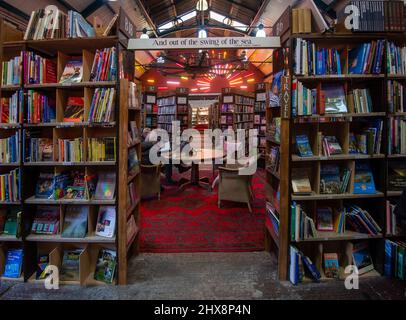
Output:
top-left (95, 206), bottom-right (116, 238)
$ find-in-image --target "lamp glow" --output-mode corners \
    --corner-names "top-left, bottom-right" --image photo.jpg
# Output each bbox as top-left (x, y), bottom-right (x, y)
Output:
top-left (140, 28), bottom-right (149, 39)
top-left (196, 0), bottom-right (208, 11)
top-left (256, 24), bottom-right (266, 38)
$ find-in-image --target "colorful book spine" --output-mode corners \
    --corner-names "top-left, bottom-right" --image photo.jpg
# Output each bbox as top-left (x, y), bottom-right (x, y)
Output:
top-left (26, 90), bottom-right (56, 123)
top-left (87, 137), bottom-right (116, 162)
top-left (90, 47), bottom-right (117, 82)
top-left (23, 52), bottom-right (57, 84)
top-left (387, 80), bottom-right (406, 113)
top-left (0, 132), bottom-right (19, 164)
top-left (58, 138), bottom-right (83, 162)
top-left (0, 90), bottom-right (23, 124)
top-left (387, 42), bottom-right (406, 75)
top-left (1, 55), bottom-right (22, 85)
top-left (384, 239), bottom-right (406, 280)
top-left (88, 88), bottom-right (115, 123)
top-left (388, 117), bottom-right (406, 155)
top-left (0, 168), bottom-right (21, 202)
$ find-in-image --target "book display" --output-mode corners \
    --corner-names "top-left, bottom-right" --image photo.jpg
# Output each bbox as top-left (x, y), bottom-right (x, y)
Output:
top-left (266, 4), bottom-right (406, 284)
top-left (142, 86), bottom-right (157, 129)
top-left (0, 9), bottom-right (140, 285)
top-left (255, 84), bottom-right (268, 160)
top-left (157, 88), bottom-right (190, 133)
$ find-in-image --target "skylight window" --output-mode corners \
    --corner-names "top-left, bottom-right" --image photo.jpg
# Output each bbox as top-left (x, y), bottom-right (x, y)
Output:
top-left (158, 10), bottom-right (197, 33)
top-left (209, 10), bottom-right (248, 32)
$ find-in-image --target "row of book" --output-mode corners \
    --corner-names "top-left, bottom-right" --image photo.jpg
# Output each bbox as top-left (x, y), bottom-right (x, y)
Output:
top-left (387, 42), bottom-right (406, 75)
top-left (220, 104), bottom-right (254, 114)
top-left (88, 88), bottom-right (115, 123)
top-left (0, 91), bottom-right (23, 124)
top-left (344, 1), bottom-right (406, 32)
top-left (26, 90), bottom-right (56, 123)
top-left (2, 56), bottom-right (22, 86)
top-left (23, 52), bottom-right (57, 84)
top-left (30, 205), bottom-right (116, 239)
top-left (0, 132), bottom-right (19, 164)
top-left (58, 138), bottom-right (84, 162)
top-left (290, 242), bottom-right (376, 285)
top-left (293, 39), bottom-right (384, 75)
top-left (384, 240), bottom-right (406, 280)
top-left (25, 137), bottom-right (53, 162)
top-left (0, 169), bottom-right (20, 202)
top-left (35, 171), bottom-right (115, 201)
top-left (291, 161), bottom-right (376, 196)
top-left (90, 47), bottom-right (117, 82)
top-left (388, 117), bottom-right (406, 155)
top-left (24, 9), bottom-right (95, 40)
top-left (87, 137), bottom-right (116, 162)
top-left (0, 246), bottom-right (117, 284)
top-left (387, 80), bottom-right (406, 113)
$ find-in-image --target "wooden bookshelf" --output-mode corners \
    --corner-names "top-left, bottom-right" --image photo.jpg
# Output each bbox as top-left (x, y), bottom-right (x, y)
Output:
top-left (268, 5), bottom-right (406, 283)
top-left (254, 83), bottom-right (268, 161)
top-left (157, 88), bottom-right (190, 133)
top-left (142, 85), bottom-right (158, 129)
top-left (0, 10), bottom-right (140, 285)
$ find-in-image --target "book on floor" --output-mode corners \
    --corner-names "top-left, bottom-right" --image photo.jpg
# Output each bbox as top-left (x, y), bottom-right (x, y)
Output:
top-left (61, 206), bottom-right (88, 238)
top-left (94, 249), bottom-right (117, 284)
top-left (95, 206), bottom-right (116, 238)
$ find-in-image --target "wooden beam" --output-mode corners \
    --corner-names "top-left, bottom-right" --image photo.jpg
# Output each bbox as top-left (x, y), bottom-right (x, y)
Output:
top-left (55, 0), bottom-right (77, 11)
top-left (133, 0), bottom-right (158, 37)
top-left (224, 0), bottom-right (257, 13)
top-left (247, 0), bottom-right (270, 35)
top-left (81, 0), bottom-right (115, 18)
top-left (0, 0), bottom-right (29, 21)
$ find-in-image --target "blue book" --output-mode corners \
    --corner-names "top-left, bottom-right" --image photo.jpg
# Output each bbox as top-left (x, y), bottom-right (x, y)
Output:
top-left (296, 135), bottom-right (313, 157)
top-left (301, 253), bottom-right (321, 282)
top-left (3, 248), bottom-right (23, 278)
top-left (349, 44), bottom-right (366, 74)
top-left (384, 240), bottom-right (394, 277)
top-left (336, 50), bottom-right (342, 74)
top-left (289, 246), bottom-right (300, 285)
top-left (354, 161), bottom-right (376, 194)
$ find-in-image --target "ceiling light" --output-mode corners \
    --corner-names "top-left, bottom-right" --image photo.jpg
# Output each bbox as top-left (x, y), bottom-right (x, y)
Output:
top-left (256, 24), bottom-right (266, 38)
top-left (198, 27), bottom-right (208, 38)
top-left (157, 56), bottom-right (165, 64)
top-left (140, 28), bottom-right (149, 39)
top-left (196, 0), bottom-right (208, 11)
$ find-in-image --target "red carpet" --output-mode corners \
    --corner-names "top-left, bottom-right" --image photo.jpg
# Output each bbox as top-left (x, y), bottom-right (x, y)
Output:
top-left (140, 169), bottom-right (266, 253)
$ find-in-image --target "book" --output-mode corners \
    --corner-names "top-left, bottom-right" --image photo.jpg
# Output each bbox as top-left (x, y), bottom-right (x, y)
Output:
top-left (387, 80), bottom-right (406, 113)
top-left (346, 205), bottom-right (382, 235)
top-left (321, 84), bottom-right (347, 114)
top-left (35, 173), bottom-right (55, 199)
top-left (348, 41), bottom-right (385, 74)
top-left (89, 47), bottom-right (117, 82)
top-left (353, 161), bottom-right (376, 194)
top-left (301, 253), bottom-right (321, 282)
top-left (322, 136), bottom-right (343, 156)
top-left (87, 137), bottom-right (116, 162)
top-left (61, 206), bottom-right (88, 238)
top-left (128, 147), bottom-right (139, 174)
top-left (63, 97), bottom-right (84, 122)
top-left (127, 215), bottom-right (139, 248)
top-left (94, 249), bottom-right (117, 284)
top-left (60, 249), bottom-right (82, 281)
top-left (388, 162), bottom-right (406, 191)
top-left (0, 168), bottom-right (21, 202)
top-left (296, 135), bottom-right (313, 157)
top-left (0, 90), bottom-right (23, 124)
top-left (317, 207), bottom-right (334, 231)
top-left (323, 253), bottom-right (339, 279)
top-left (0, 132), bottom-right (19, 164)
top-left (23, 51), bottom-right (57, 84)
top-left (3, 209), bottom-right (21, 237)
top-left (31, 206), bottom-right (60, 235)
top-left (320, 164), bottom-right (341, 194)
top-left (25, 134), bottom-right (54, 162)
top-left (3, 248), bottom-right (23, 278)
top-left (26, 90), bottom-right (56, 124)
top-left (59, 60), bottom-right (83, 84)
top-left (95, 206), bottom-right (116, 238)
top-left (36, 255), bottom-right (50, 280)
top-left (291, 167), bottom-right (312, 195)
top-left (352, 242), bottom-right (374, 275)
top-left (88, 88), bottom-right (115, 123)
top-left (94, 172), bottom-right (116, 200)
top-left (58, 138), bottom-right (83, 162)
top-left (385, 239), bottom-right (406, 280)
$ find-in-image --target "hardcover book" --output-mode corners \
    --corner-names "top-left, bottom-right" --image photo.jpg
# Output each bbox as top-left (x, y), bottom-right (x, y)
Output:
top-left (31, 206), bottom-right (60, 235)
top-left (95, 206), bottom-right (116, 238)
top-left (354, 162), bottom-right (376, 194)
top-left (320, 164), bottom-right (341, 194)
top-left (59, 60), bottom-right (83, 83)
top-left (3, 248), bottom-right (23, 278)
top-left (61, 206), bottom-right (88, 238)
top-left (352, 242), bottom-right (374, 275)
top-left (317, 207), bottom-right (334, 231)
top-left (296, 135), bottom-right (313, 157)
top-left (321, 84), bottom-right (347, 114)
top-left (323, 253), bottom-right (340, 278)
top-left (63, 97), bottom-right (84, 122)
top-left (291, 168), bottom-right (312, 195)
top-left (94, 249), bottom-right (117, 284)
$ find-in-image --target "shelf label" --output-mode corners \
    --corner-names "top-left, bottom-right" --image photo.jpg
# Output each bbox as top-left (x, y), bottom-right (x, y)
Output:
top-left (281, 76), bottom-right (291, 119)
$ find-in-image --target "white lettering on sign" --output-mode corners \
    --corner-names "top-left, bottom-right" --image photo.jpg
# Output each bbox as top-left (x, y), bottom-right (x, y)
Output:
top-left (128, 37), bottom-right (280, 50)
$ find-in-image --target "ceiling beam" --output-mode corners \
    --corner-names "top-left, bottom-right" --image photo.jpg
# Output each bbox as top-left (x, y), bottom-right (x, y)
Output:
top-left (247, 0), bottom-right (270, 35)
top-left (224, 0), bottom-right (257, 14)
top-left (55, 0), bottom-right (77, 11)
top-left (81, 0), bottom-right (115, 18)
top-left (0, 0), bottom-right (29, 20)
top-left (134, 0), bottom-right (158, 37)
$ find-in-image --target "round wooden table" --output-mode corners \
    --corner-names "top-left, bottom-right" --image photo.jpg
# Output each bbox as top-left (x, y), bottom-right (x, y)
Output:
top-left (161, 148), bottom-right (224, 191)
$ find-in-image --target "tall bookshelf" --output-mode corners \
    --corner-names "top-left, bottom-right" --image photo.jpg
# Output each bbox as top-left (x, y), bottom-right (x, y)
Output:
top-left (269, 5), bottom-right (406, 282)
top-left (254, 83), bottom-right (268, 163)
top-left (142, 85), bottom-right (157, 129)
top-left (157, 88), bottom-right (190, 133)
top-left (0, 10), bottom-right (140, 285)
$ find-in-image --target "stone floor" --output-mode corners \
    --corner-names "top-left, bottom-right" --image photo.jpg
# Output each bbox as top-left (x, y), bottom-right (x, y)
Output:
top-left (0, 252), bottom-right (405, 300)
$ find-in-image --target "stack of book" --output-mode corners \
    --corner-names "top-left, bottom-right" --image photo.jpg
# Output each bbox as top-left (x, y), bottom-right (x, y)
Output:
top-left (87, 137), bottom-right (116, 162)
top-left (346, 205), bottom-right (382, 235)
top-left (90, 47), bottom-right (117, 82)
top-left (0, 169), bottom-right (20, 202)
top-left (0, 133), bottom-right (19, 164)
top-left (348, 40), bottom-right (385, 74)
top-left (292, 80), bottom-right (317, 115)
top-left (290, 202), bottom-right (318, 241)
top-left (289, 245), bottom-right (321, 285)
top-left (0, 91), bottom-right (23, 124)
top-left (291, 167), bottom-right (312, 195)
top-left (387, 42), bottom-right (406, 75)
top-left (26, 90), bottom-right (56, 124)
top-left (347, 88), bottom-right (373, 113)
top-left (294, 39), bottom-right (342, 75)
top-left (23, 52), bottom-right (57, 84)
top-left (88, 88), bottom-right (115, 123)
top-left (387, 80), bottom-right (405, 113)
top-left (24, 9), bottom-right (95, 40)
top-left (1, 55), bottom-right (22, 85)
top-left (57, 138), bottom-right (84, 162)
top-left (388, 117), bottom-right (406, 155)
top-left (385, 240), bottom-right (406, 280)
top-left (0, 208), bottom-right (22, 237)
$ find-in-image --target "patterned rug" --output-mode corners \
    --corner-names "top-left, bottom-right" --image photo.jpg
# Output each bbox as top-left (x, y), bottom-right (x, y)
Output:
top-left (139, 169), bottom-right (266, 253)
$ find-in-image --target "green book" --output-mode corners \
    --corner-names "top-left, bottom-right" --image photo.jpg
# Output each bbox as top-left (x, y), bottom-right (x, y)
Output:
top-left (3, 209), bottom-right (21, 237)
top-left (61, 206), bottom-right (88, 238)
top-left (60, 249), bottom-right (82, 282)
top-left (94, 249), bottom-right (117, 284)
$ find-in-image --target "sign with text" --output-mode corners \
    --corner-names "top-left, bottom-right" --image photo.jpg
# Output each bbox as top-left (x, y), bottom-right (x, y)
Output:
top-left (128, 37), bottom-right (280, 50)
top-left (281, 76), bottom-right (291, 119)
